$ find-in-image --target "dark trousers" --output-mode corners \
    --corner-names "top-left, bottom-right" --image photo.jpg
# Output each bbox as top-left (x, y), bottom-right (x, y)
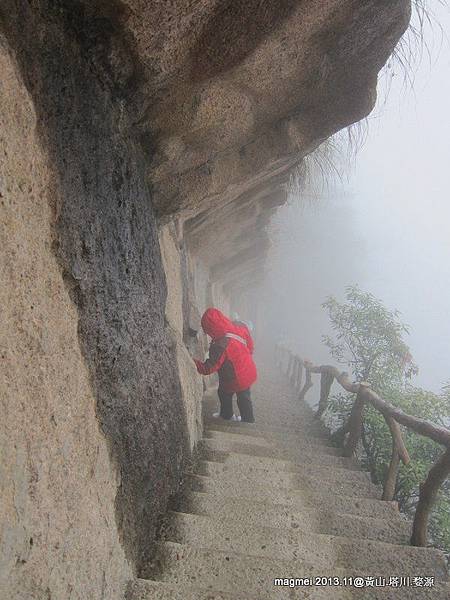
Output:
top-left (218, 387), bottom-right (255, 423)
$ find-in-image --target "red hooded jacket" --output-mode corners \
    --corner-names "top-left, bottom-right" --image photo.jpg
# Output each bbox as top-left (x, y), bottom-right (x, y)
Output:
top-left (194, 308), bottom-right (257, 393)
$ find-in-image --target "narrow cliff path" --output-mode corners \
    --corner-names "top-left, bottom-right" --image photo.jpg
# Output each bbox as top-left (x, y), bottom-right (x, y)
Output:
top-left (128, 355), bottom-right (450, 599)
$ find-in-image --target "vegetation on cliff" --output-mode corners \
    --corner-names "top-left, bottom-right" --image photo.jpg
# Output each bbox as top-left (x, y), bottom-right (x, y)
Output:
top-left (322, 286), bottom-right (450, 551)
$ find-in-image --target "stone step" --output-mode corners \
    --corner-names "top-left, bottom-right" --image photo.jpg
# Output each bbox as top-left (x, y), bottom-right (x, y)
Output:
top-left (203, 418), bottom-right (330, 438)
top-left (195, 461), bottom-right (381, 499)
top-left (127, 578), bottom-right (360, 600)
top-left (202, 431), bottom-right (274, 448)
top-left (204, 429), bottom-right (342, 456)
top-left (233, 415), bottom-right (328, 434)
top-left (200, 442), bottom-right (363, 471)
top-left (185, 477), bottom-right (400, 521)
top-left (303, 475), bottom-right (381, 499)
top-left (187, 472), bottom-right (307, 506)
top-left (202, 396), bottom-right (314, 415)
top-left (203, 452), bottom-right (371, 483)
top-left (200, 437), bottom-right (361, 469)
top-left (163, 511), bottom-right (314, 560)
top-left (202, 401), bottom-right (323, 429)
top-left (179, 487), bottom-right (410, 545)
top-left (204, 427), bottom-right (336, 448)
top-left (128, 578), bottom-right (450, 600)
top-left (127, 579), bottom-right (258, 600)
top-left (250, 408), bottom-right (320, 423)
top-left (144, 541), bottom-right (350, 599)
top-left (164, 512), bottom-right (447, 580)
top-left (178, 491), bottom-right (316, 532)
top-left (187, 466), bottom-right (381, 504)
top-left (204, 451), bottom-right (364, 477)
top-left (317, 512), bottom-right (411, 546)
top-left (302, 488), bottom-right (399, 520)
top-left (144, 542), bottom-right (448, 599)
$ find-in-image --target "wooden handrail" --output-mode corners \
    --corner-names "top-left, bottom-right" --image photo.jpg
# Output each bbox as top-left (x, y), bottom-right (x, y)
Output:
top-left (275, 343), bottom-right (450, 548)
top-left (295, 358), bottom-right (450, 448)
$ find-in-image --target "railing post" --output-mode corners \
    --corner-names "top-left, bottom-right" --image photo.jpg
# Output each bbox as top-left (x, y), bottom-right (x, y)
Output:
top-left (296, 358), bottom-right (303, 390)
top-left (292, 357), bottom-right (300, 387)
top-left (286, 352), bottom-right (293, 379)
top-left (382, 443), bottom-right (400, 501)
top-left (299, 361), bottom-right (313, 401)
top-left (381, 417), bottom-right (410, 501)
top-left (383, 415), bottom-right (410, 465)
top-left (290, 356), bottom-right (296, 385)
top-left (297, 360), bottom-right (303, 390)
top-left (411, 447), bottom-right (450, 547)
top-left (316, 371), bottom-right (334, 419)
top-left (343, 382), bottom-right (370, 457)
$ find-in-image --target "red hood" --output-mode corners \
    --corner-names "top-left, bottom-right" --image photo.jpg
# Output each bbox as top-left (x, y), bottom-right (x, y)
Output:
top-left (201, 308), bottom-right (235, 339)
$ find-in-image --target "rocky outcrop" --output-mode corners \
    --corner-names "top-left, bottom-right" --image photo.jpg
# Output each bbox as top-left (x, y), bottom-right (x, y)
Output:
top-left (121, 0), bottom-right (410, 303)
top-left (0, 1), bottom-right (411, 599)
top-left (133, 0), bottom-right (410, 217)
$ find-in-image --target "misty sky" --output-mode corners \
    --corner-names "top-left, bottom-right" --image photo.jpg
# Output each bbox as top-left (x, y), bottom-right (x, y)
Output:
top-left (266, 4), bottom-right (450, 392)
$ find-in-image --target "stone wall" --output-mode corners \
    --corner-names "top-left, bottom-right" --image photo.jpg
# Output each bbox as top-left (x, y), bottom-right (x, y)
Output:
top-left (159, 222), bottom-right (203, 449)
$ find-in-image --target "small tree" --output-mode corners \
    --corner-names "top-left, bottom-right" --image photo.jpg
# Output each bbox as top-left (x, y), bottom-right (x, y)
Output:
top-left (322, 285), bottom-right (417, 388)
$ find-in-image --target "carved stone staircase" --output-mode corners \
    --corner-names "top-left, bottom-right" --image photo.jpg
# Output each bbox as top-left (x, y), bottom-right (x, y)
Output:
top-left (127, 363), bottom-right (449, 599)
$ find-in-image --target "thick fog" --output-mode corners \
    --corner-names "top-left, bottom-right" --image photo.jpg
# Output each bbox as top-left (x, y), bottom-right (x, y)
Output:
top-left (262, 4), bottom-right (450, 393)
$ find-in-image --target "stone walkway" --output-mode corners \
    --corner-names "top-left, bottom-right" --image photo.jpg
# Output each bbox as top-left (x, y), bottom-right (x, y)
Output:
top-left (128, 359), bottom-right (449, 599)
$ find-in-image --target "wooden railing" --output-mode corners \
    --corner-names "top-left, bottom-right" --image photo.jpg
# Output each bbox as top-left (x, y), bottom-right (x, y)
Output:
top-left (275, 342), bottom-right (450, 548)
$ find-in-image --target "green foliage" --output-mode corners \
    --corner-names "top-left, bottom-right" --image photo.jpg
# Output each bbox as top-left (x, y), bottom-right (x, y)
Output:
top-left (322, 285), bottom-right (417, 386)
top-left (322, 285), bottom-right (450, 551)
top-left (432, 488), bottom-right (450, 551)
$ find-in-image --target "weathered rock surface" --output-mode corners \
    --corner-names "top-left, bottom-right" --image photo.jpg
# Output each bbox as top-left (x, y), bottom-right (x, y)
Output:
top-left (125, 0), bottom-right (410, 214)
top-left (122, 0), bottom-right (411, 303)
top-left (1, 0), bottom-right (191, 584)
top-left (0, 42), bottom-right (132, 599)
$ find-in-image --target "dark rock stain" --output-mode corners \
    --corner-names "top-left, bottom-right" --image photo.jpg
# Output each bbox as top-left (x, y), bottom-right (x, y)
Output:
top-left (191, 0), bottom-right (301, 81)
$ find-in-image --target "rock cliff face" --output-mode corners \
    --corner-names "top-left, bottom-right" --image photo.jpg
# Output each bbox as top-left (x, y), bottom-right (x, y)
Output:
top-left (0, 1), bottom-right (410, 598)
top-left (129, 0), bottom-right (409, 216)
top-left (0, 40), bottom-right (132, 599)
top-left (1, 0), bottom-right (191, 584)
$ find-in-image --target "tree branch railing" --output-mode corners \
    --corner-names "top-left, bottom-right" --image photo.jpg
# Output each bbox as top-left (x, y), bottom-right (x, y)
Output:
top-left (275, 342), bottom-right (450, 548)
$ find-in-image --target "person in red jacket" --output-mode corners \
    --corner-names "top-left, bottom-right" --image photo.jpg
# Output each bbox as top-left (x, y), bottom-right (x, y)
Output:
top-left (194, 308), bottom-right (257, 422)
